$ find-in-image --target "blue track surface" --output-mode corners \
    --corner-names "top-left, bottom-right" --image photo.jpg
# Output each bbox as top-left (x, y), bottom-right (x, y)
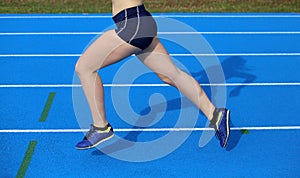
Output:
top-left (1, 13), bottom-right (300, 177)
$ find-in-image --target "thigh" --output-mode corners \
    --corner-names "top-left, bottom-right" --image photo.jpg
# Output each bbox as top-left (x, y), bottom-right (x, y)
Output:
top-left (78, 30), bottom-right (141, 71)
top-left (136, 37), bottom-right (180, 79)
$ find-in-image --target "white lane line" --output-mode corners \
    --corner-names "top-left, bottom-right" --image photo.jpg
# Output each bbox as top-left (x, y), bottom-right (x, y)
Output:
top-left (1, 31), bottom-right (300, 35)
top-left (0, 15), bottom-right (300, 18)
top-left (0, 32), bottom-right (103, 35)
top-left (1, 53), bottom-right (300, 57)
top-left (171, 53), bottom-right (300, 57)
top-left (1, 83), bottom-right (300, 88)
top-left (0, 54), bottom-right (81, 57)
top-left (1, 126), bottom-right (300, 133)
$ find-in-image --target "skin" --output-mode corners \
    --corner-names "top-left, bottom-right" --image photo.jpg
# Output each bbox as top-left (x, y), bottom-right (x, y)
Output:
top-left (75, 0), bottom-right (216, 128)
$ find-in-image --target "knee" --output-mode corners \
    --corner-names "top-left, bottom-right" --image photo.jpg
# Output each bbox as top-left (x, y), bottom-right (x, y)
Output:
top-left (160, 76), bottom-right (174, 86)
top-left (157, 70), bottom-right (181, 86)
top-left (75, 56), bottom-right (91, 76)
top-left (75, 60), bottom-right (83, 76)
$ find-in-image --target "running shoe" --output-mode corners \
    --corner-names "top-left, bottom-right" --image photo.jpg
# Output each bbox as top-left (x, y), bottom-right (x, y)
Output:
top-left (210, 108), bottom-right (230, 148)
top-left (75, 123), bottom-right (114, 150)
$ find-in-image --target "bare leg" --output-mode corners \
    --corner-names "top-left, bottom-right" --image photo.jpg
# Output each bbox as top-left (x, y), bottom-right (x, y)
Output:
top-left (75, 30), bottom-right (140, 127)
top-left (137, 38), bottom-right (215, 120)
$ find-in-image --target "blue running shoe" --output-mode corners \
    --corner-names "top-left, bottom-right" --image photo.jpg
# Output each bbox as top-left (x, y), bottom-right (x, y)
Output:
top-left (76, 123), bottom-right (114, 150)
top-left (210, 108), bottom-right (230, 148)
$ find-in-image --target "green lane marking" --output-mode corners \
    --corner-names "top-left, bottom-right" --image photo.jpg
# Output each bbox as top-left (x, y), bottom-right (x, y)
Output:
top-left (16, 140), bottom-right (37, 178)
top-left (240, 129), bottom-right (250, 134)
top-left (39, 92), bottom-right (56, 122)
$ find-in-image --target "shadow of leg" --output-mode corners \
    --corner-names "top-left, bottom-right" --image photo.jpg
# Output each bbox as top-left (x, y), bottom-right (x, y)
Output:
top-left (92, 129), bottom-right (141, 156)
top-left (225, 120), bottom-right (248, 151)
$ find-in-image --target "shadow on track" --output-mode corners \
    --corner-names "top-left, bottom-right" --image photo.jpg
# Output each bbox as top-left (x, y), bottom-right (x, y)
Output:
top-left (92, 56), bottom-right (255, 155)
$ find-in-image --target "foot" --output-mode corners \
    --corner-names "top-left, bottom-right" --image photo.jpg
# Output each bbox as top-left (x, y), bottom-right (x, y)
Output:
top-left (75, 123), bottom-right (114, 150)
top-left (210, 108), bottom-right (230, 148)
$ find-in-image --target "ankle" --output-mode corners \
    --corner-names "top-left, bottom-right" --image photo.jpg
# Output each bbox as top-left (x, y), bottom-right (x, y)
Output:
top-left (208, 106), bottom-right (216, 121)
top-left (210, 108), bottom-right (219, 123)
top-left (93, 122), bottom-right (109, 129)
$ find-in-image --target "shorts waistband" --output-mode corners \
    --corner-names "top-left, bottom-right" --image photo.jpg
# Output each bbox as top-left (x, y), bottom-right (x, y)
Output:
top-left (112, 4), bottom-right (148, 23)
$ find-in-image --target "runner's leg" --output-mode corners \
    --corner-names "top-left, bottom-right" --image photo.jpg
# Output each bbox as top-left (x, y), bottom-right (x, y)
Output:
top-left (137, 38), bottom-right (215, 120)
top-left (75, 30), bottom-right (141, 127)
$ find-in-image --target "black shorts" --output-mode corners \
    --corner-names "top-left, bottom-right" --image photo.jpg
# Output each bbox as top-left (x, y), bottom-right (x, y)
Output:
top-left (113, 4), bottom-right (157, 50)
